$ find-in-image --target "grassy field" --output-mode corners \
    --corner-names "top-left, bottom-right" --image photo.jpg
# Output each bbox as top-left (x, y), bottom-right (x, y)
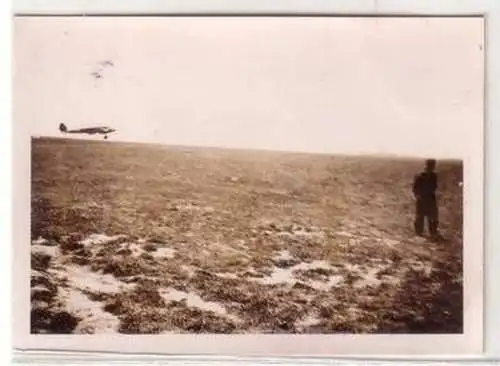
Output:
top-left (30, 137), bottom-right (463, 334)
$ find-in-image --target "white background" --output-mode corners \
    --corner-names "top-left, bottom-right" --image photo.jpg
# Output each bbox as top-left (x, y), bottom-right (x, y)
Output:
top-left (4, 0), bottom-right (500, 364)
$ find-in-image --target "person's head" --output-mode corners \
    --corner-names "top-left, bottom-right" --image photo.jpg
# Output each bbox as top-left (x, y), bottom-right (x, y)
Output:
top-left (425, 159), bottom-right (437, 172)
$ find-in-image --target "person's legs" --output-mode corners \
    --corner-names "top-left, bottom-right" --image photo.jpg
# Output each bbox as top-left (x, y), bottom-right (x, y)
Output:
top-left (428, 200), bottom-right (439, 237)
top-left (414, 200), bottom-right (425, 236)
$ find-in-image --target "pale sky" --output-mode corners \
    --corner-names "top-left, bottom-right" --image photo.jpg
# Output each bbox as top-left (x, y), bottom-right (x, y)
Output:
top-left (14, 16), bottom-right (484, 158)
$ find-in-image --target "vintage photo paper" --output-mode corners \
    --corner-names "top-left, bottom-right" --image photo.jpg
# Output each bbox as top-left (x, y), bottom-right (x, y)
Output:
top-left (13, 16), bottom-right (484, 356)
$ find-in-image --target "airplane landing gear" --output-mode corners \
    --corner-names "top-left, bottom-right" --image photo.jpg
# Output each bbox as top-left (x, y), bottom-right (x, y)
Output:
top-left (104, 135), bottom-right (108, 140)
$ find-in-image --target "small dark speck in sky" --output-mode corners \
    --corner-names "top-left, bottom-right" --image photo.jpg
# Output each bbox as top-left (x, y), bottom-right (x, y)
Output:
top-left (90, 71), bottom-right (103, 79)
top-left (90, 60), bottom-right (115, 81)
top-left (101, 60), bottom-right (114, 67)
top-left (479, 44), bottom-right (483, 51)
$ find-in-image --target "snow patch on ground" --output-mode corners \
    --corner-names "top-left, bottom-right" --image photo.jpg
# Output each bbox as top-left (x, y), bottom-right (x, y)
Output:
top-left (336, 231), bottom-right (356, 238)
top-left (31, 235), bottom-right (134, 334)
top-left (33, 237), bottom-right (51, 245)
top-left (274, 250), bottom-right (294, 261)
top-left (295, 260), bottom-right (333, 271)
top-left (216, 272), bottom-right (239, 279)
top-left (255, 267), bottom-right (294, 285)
top-left (152, 247), bottom-right (176, 259)
top-left (343, 264), bottom-right (401, 288)
top-left (31, 269), bottom-right (49, 278)
top-left (159, 288), bottom-right (230, 317)
top-left (408, 259), bottom-right (433, 276)
top-left (181, 265), bottom-right (197, 277)
top-left (61, 264), bottom-right (134, 294)
top-left (276, 230), bottom-right (325, 239)
top-left (59, 287), bottom-right (120, 334)
top-left (172, 201), bottom-right (215, 213)
top-left (80, 234), bottom-right (127, 247)
top-left (255, 259), bottom-right (342, 290)
top-left (296, 313), bottom-right (321, 329)
top-left (309, 275), bottom-right (344, 291)
top-left (378, 238), bottom-right (401, 247)
top-left (353, 267), bottom-right (385, 288)
top-left (31, 244), bottom-right (60, 258)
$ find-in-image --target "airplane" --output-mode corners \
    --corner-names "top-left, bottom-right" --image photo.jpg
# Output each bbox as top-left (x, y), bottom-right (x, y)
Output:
top-left (59, 123), bottom-right (117, 140)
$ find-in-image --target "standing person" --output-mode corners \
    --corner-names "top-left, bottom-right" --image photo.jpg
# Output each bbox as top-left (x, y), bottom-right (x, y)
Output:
top-left (412, 159), bottom-right (439, 238)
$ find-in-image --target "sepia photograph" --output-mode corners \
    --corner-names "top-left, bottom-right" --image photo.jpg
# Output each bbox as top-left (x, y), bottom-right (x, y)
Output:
top-left (13, 15), bottom-right (484, 343)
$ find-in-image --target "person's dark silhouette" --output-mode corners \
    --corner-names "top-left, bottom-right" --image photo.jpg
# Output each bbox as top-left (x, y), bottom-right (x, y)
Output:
top-left (412, 159), bottom-right (439, 238)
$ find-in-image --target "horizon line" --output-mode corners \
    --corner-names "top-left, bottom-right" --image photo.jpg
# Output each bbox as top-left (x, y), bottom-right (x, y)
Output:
top-left (31, 135), bottom-right (464, 162)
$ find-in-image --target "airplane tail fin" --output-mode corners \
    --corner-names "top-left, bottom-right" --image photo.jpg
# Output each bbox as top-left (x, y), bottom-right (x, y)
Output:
top-left (59, 123), bottom-right (68, 133)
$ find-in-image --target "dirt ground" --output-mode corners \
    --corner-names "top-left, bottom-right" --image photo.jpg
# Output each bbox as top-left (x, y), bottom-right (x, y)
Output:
top-left (30, 137), bottom-right (463, 334)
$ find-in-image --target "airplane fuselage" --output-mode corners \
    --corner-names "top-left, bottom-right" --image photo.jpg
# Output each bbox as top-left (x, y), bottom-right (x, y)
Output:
top-left (67, 127), bottom-right (116, 135)
top-left (59, 123), bottom-right (116, 139)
